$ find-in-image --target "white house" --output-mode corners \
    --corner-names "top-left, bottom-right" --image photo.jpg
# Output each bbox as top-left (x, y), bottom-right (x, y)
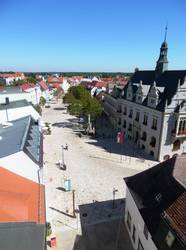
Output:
top-left (61, 78), bottom-right (70, 94)
top-left (0, 87), bottom-right (40, 105)
top-left (0, 72), bottom-right (25, 85)
top-left (103, 37), bottom-right (186, 161)
top-left (124, 155), bottom-right (186, 250)
top-left (0, 100), bottom-right (40, 123)
top-left (0, 116), bottom-right (43, 184)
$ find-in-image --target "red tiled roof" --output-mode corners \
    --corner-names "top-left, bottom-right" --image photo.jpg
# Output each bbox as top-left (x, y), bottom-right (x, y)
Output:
top-left (47, 76), bottom-right (63, 83)
top-left (95, 82), bottom-right (110, 87)
top-left (0, 167), bottom-right (45, 224)
top-left (49, 83), bottom-right (62, 88)
top-left (19, 84), bottom-right (35, 91)
top-left (0, 72), bottom-right (23, 78)
top-left (39, 81), bottom-right (48, 90)
top-left (165, 192), bottom-right (186, 244)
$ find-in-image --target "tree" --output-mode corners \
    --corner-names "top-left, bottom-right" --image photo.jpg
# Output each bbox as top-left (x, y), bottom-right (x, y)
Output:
top-left (39, 96), bottom-right (46, 106)
top-left (12, 79), bottom-right (25, 86)
top-left (63, 86), bottom-right (103, 120)
top-left (34, 104), bottom-right (42, 115)
top-left (27, 76), bottom-right (37, 84)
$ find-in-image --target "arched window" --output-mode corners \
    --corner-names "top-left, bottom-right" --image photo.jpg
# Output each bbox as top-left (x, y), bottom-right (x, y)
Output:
top-left (172, 154), bottom-right (178, 158)
top-left (141, 131), bottom-right (147, 141)
top-left (173, 140), bottom-right (181, 151)
top-left (150, 137), bottom-right (156, 147)
top-left (150, 151), bottom-right (154, 156)
top-left (163, 155), bottom-right (170, 161)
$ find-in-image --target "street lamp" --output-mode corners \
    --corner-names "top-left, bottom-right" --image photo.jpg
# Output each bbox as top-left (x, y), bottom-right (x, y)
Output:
top-left (112, 187), bottom-right (118, 209)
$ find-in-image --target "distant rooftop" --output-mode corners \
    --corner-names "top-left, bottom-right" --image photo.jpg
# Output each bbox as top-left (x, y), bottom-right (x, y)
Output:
top-left (0, 87), bottom-right (26, 94)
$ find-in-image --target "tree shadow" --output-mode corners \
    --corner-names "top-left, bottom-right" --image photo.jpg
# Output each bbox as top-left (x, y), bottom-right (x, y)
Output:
top-left (53, 107), bottom-right (66, 111)
top-left (56, 187), bottom-right (66, 192)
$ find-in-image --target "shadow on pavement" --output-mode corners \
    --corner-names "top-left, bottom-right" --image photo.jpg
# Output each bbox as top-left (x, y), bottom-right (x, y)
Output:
top-left (72, 199), bottom-right (133, 250)
top-left (53, 107), bottom-right (66, 111)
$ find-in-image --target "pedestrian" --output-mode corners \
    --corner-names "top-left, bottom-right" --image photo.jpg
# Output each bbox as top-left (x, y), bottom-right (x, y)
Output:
top-left (65, 143), bottom-right (68, 150)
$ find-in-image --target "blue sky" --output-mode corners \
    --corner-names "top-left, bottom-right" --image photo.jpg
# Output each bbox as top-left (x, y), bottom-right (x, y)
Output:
top-left (0, 0), bottom-right (185, 72)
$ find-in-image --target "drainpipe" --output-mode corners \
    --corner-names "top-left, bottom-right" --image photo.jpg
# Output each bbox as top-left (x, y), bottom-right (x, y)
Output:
top-left (157, 112), bottom-right (165, 161)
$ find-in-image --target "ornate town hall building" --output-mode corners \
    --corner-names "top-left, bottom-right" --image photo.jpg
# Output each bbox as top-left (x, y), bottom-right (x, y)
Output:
top-left (104, 33), bottom-right (186, 161)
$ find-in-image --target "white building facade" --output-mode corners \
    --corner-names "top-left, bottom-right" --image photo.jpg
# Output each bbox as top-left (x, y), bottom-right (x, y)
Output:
top-left (103, 39), bottom-right (186, 161)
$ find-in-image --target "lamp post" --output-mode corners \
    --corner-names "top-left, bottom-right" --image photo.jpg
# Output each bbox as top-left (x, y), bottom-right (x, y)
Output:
top-left (112, 187), bottom-right (118, 209)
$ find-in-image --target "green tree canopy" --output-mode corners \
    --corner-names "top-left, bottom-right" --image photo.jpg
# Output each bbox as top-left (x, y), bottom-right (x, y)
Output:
top-left (63, 85), bottom-right (103, 119)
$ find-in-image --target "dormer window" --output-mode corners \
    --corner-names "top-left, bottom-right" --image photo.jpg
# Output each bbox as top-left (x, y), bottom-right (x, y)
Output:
top-left (147, 82), bottom-right (159, 108)
top-left (127, 83), bottom-right (133, 101)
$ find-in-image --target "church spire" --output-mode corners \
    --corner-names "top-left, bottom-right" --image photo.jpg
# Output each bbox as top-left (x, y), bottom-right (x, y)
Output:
top-left (164, 24), bottom-right (168, 42)
top-left (155, 26), bottom-right (169, 77)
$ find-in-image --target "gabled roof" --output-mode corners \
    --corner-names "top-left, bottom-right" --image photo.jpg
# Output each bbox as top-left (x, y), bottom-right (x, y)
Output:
top-left (0, 166), bottom-right (45, 224)
top-left (124, 155), bottom-right (186, 236)
top-left (19, 84), bottom-right (35, 91)
top-left (164, 192), bottom-right (186, 245)
top-left (124, 70), bottom-right (186, 110)
top-left (39, 81), bottom-right (49, 91)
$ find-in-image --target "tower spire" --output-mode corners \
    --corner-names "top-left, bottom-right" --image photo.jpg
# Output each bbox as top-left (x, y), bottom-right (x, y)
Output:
top-left (155, 26), bottom-right (169, 77)
top-left (164, 24), bottom-right (168, 42)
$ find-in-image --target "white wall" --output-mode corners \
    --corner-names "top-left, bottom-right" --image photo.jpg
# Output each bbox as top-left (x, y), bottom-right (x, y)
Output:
top-left (119, 98), bottom-right (163, 160)
top-left (0, 106), bottom-right (40, 123)
top-left (0, 89), bottom-right (40, 105)
top-left (0, 151), bottom-right (42, 183)
top-left (62, 79), bottom-right (70, 94)
top-left (125, 187), bottom-right (158, 250)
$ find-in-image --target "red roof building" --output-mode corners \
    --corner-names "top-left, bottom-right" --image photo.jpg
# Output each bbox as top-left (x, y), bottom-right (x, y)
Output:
top-left (0, 166), bottom-right (45, 224)
top-left (47, 76), bottom-right (63, 88)
top-left (39, 81), bottom-right (49, 91)
top-left (19, 83), bottom-right (35, 91)
top-left (95, 82), bottom-right (110, 88)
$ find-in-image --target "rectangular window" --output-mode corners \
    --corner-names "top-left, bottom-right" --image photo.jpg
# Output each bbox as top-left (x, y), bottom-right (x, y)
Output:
top-left (152, 118), bottom-right (157, 130)
top-left (132, 225), bottom-right (136, 243)
top-left (150, 99), bottom-right (155, 104)
top-left (128, 123), bottom-right (132, 132)
top-left (135, 111), bottom-right (140, 122)
top-left (143, 224), bottom-right (148, 240)
top-left (123, 106), bottom-right (127, 115)
top-left (127, 211), bottom-right (131, 231)
top-left (123, 120), bottom-right (126, 128)
top-left (137, 239), bottom-right (144, 250)
top-left (129, 109), bottom-right (133, 118)
top-left (143, 114), bottom-right (148, 125)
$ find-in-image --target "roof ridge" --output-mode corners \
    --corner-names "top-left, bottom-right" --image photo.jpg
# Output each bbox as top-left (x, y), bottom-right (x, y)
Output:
top-left (20, 116), bottom-right (31, 150)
